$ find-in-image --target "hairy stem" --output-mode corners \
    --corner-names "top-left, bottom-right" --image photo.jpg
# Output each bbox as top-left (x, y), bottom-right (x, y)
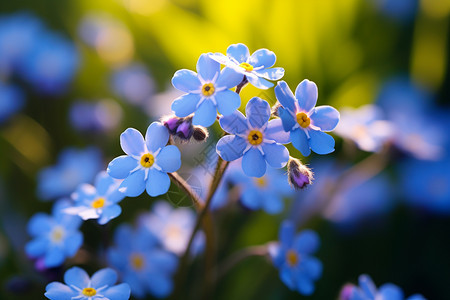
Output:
top-left (168, 172), bottom-right (202, 210)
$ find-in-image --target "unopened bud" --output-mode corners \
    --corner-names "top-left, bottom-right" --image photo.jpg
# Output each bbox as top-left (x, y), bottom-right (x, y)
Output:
top-left (162, 115), bottom-right (182, 134)
top-left (192, 126), bottom-right (208, 142)
top-left (338, 284), bottom-right (357, 300)
top-left (176, 120), bottom-right (193, 139)
top-left (287, 158), bottom-right (313, 190)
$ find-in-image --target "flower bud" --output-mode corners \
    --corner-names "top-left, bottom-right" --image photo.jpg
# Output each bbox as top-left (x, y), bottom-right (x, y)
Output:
top-left (338, 284), bottom-right (357, 300)
top-left (176, 119), bottom-right (194, 139)
top-left (162, 115), bottom-right (182, 134)
top-left (192, 126), bottom-right (208, 142)
top-left (287, 158), bottom-right (313, 189)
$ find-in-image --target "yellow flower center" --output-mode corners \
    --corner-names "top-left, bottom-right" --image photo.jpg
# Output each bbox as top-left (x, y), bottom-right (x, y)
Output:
top-left (286, 249), bottom-right (299, 267)
top-left (50, 227), bottom-right (65, 242)
top-left (239, 62), bottom-right (254, 72)
top-left (254, 177), bottom-right (267, 187)
top-left (247, 130), bottom-right (263, 145)
top-left (296, 112), bottom-right (311, 128)
top-left (91, 197), bottom-right (105, 209)
top-left (140, 153), bottom-right (154, 168)
top-left (82, 287), bottom-right (97, 297)
top-left (130, 253), bottom-right (144, 270)
top-left (201, 83), bottom-right (215, 96)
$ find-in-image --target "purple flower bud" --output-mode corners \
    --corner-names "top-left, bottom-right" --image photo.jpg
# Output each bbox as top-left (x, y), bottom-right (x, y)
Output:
top-left (339, 284), bottom-right (357, 300)
top-left (192, 126), bottom-right (208, 142)
top-left (163, 116), bottom-right (181, 133)
top-left (287, 158), bottom-right (313, 189)
top-left (176, 120), bottom-right (193, 139)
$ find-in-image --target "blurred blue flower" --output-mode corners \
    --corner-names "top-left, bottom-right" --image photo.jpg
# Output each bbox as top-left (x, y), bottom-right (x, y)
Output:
top-left (69, 99), bottom-right (122, 133)
top-left (25, 200), bottom-right (83, 268)
top-left (268, 220), bottom-right (322, 295)
top-left (37, 147), bottom-right (103, 201)
top-left (18, 32), bottom-right (79, 95)
top-left (45, 266), bottom-right (130, 300)
top-left (107, 224), bottom-right (178, 298)
top-left (138, 201), bottom-right (204, 256)
top-left (65, 171), bottom-right (125, 225)
top-left (111, 63), bottom-right (154, 105)
top-left (171, 53), bottom-right (242, 127)
top-left (0, 81), bottom-right (25, 123)
top-left (107, 122), bottom-right (181, 197)
top-left (275, 80), bottom-right (340, 156)
top-left (343, 274), bottom-right (425, 300)
top-left (370, 0), bottom-right (418, 23)
top-left (216, 97), bottom-right (290, 177)
top-left (209, 43), bottom-right (284, 89)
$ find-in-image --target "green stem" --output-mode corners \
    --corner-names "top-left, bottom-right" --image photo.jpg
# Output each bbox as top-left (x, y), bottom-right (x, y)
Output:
top-left (168, 172), bottom-right (202, 210)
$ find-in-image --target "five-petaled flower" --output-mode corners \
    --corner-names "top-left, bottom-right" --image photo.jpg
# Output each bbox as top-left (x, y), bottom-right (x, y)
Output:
top-left (44, 267), bottom-right (131, 300)
top-left (107, 122), bottom-right (181, 197)
top-left (171, 53), bottom-right (243, 127)
top-left (216, 97), bottom-right (290, 177)
top-left (209, 43), bottom-right (285, 89)
top-left (275, 80), bottom-right (340, 156)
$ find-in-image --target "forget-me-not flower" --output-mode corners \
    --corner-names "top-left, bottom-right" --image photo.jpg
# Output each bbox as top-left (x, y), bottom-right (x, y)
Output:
top-left (216, 97), bottom-right (290, 177)
top-left (107, 122), bottom-right (181, 197)
top-left (171, 53), bottom-right (243, 127)
top-left (65, 171), bottom-right (125, 225)
top-left (209, 43), bottom-right (285, 89)
top-left (268, 220), bottom-right (322, 295)
top-left (45, 266), bottom-right (131, 300)
top-left (25, 200), bottom-right (83, 268)
top-left (275, 80), bottom-right (340, 156)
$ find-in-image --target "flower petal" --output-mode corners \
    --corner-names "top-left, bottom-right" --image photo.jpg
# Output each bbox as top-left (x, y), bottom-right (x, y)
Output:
top-left (297, 275), bottom-right (314, 295)
top-left (295, 79), bottom-right (318, 113)
top-left (310, 105), bottom-right (340, 131)
top-left (278, 106), bottom-right (297, 132)
top-left (146, 169), bottom-right (170, 197)
top-left (64, 232), bottom-right (83, 256)
top-left (246, 97), bottom-right (270, 129)
top-left (171, 93), bottom-right (201, 118)
top-left (145, 273), bottom-right (173, 298)
top-left (227, 43), bottom-right (250, 63)
top-left (156, 145), bottom-right (181, 173)
top-left (279, 220), bottom-right (295, 246)
top-left (215, 67), bottom-right (244, 89)
top-left (246, 74), bottom-right (274, 89)
top-left (309, 130), bottom-right (335, 155)
top-left (64, 266), bottom-right (90, 288)
top-left (242, 147), bottom-right (266, 177)
top-left (265, 119), bottom-right (290, 144)
top-left (120, 128), bottom-right (146, 157)
top-left (119, 169), bottom-right (146, 197)
top-left (102, 283), bottom-right (131, 300)
top-left (241, 187), bottom-right (261, 210)
top-left (280, 266), bottom-right (296, 290)
top-left (107, 156), bottom-right (138, 179)
top-left (262, 194), bottom-right (283, 214)
top-left (302, 257), bottom-right (323, 280)
top-left (44, 246), bottom-right (65, 268)
top-left (215, 89), bottom-right (241, 116)
top-left (248, 48), bottom-right (276, 68)
top-left (45, 282), bottom-right (77, 300)
top-left (25, 238), bottom-right (47, 257)
top-left (379, 284), bottom-right (404, 300)
top-left (196, 53), bottom-right (220, 81)
top-left (275, 81), bottom-right (297, 113)
top-left (294, 229), bottom-right (320, 254)
top-left (359, 274), bottom-right (377, 298)
top-left (219, 110), bottom-right (248, 135)
top-left (95, 171), bottom-right (114, 195)
top-left (254, 67), bottom-right (285, 80)
top-left (262, 143), bottom-right (289, 168)
top-left (291, 129), bottom-right (311, 156)
top-left (192, 99), bottom-right (217, 127)
top-left (98, 205), bottom-right (122, 225)
top-left (216, 135), bottom-right (246, 161)
top-left (146, 122), bottom-right (169, 153)
top-left (91, 268), bottom-right (118, 288)
top-left (27, 213), bottom-right (52, 237)
top-left (171, 69), bottom-right (201, 93)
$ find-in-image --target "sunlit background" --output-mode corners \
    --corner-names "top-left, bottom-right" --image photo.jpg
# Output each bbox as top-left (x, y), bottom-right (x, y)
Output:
top-left (0, 0), bottom-right (449, 299)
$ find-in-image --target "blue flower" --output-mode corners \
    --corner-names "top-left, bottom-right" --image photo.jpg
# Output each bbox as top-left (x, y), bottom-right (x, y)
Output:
top-left (107, 224), bottom-right (178, 298)
top-left (69, 100), bottom-right (122, 133)
top-left (107, 122), bottom-right (181, 197)
top-left (275, 80), bottom-right (340, 156)
top-left (45, 266), bottom-right (130, 300)
top-left (37, 147), bottom-right (103, 201)
top-left (0, 81), bottom-right (25, 124)
top-left (268, 220), bottom-right (322, 295)
top-left (216, 97), bottom-right (290, 177)
top-left (228, 162), bottom-right (293, 214)
top-left (209, 43), bottom-right (285, 89)
top-left (171, 53), bottom-right (243, 127)
top-left (344, 274), bottom-right (426, 300)
top-left (25, 200), bottom-right (83, 268)
top-left (65, 171), bottom-right (125, 225)
top-left (138, 201), bottom-right (204, 256)
top-left (111, 63), bottom-right (154, 105)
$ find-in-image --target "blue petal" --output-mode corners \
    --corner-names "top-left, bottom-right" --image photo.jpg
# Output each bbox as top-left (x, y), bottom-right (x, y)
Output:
top-left (254, 67), bottom-right (285, 80)
top-left (294, 230), bottom-right (320, 254)
top-left (309, 130), bottom-right (335, 155)
top-left (241, 188), bottom-right (261, 210)
top-left (99, 205), bottom-right (122, 225)
top-left (27, 213), bottom-right (52, 236)
top-left (248, 48), bottom-right (276, 68)
top-left (156, 145), bottom-right (181, 173)
top-left (64, 232), bottom-right (83, 256)
top-left (120, 128), bottom-right (146, 156)
top-left (295, 79), bottom-right (318, 113)
top-left (192, 99), bottom-right (217, 127)
top-left (279, 220), bottom-right (295, 246)
top-left (302, 257), bottom-right (323, 280)
top-left (44, 246), bottom-right (65, 267)
top-left (216, 135), bottom-right (246, 161)
top-left (219, 110), bottom-right (248, 135)
top-left (296, 275), bottom-right (314, 295)
top-left (145, 122), bottom-right (169, 153)
top-left (146, 169), bottom-right (170, 197)
top-left (310, 105), bottom-right (340, 131)
top-left (379, 284), bottom-right (404, 300)
top-left (107, 156), bottom-right (138, 179)
top-left (102, 283), bottom-right (131, 300)
top-left (280, 266), bottom-right (296, 290)
top-left (45, 282), bottom-right (77, 300)
top-left (262, 143), bottom-right (289, 168)
top-left (147, 250), bottom-right (178, 273)
top-left (275, 81), bottom-right (297, 113)
top-left (246, 74), bottom-right (274, 89)
top-left (226, 43), bottom-right (250, 63)
top-left (145, 274), bottom-right (173, 298)
top-left (265, 119), bottom-right (290, 144)
top-left (215, 67), bottom-right (244, 89)
top-left (246, 97), bottom-right (270, 129)
top-left (25, 238), bottom-right (47, 257)
top-left (95, 171), bottom-right (114, 195)
top-left (262, 194), bottom-right (283, 214)
top-left (119, 169), bottom-right (146, 197)
top-left (291, 129), bottom-right (311, 156)
top-left (171, 93), bottom-right (201, 118)
top-left (242, 148), bottom-right (266, 177)
top-left (64, 266), bottom-right (90, 288)
top-left (91, 268), bottom-right (118, 288)
top-left (196, 53), bottom-right (220, 81)
top-left (358, 274), bottom-right (377, 298)
top-left (215, 90), bottom-right (240, 116)
top-left (171, 69), bottom-right (201, 93)
top-left (407, 295), bottom-right (427, 300)
top-left (278, 106), bottom-right (297, 132)
top-left (123, 272), bottom-right (145, 298)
